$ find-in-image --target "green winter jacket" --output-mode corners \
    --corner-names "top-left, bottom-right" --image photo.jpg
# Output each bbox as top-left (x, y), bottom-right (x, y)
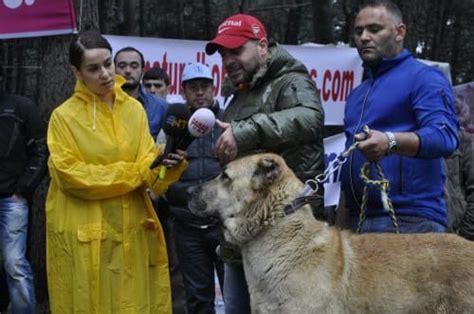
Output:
top-left (220, 44), bottom-right (325, 263)
top-left (224, 43), bottom-right (325, 182)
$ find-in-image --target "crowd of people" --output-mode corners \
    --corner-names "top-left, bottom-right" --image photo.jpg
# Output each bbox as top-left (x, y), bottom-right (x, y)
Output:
top-left (0, 0), bottom-right (473, 313)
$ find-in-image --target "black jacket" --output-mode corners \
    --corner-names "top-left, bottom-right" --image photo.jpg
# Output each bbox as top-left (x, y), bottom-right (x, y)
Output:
top-left (166, 102), bottom-right (222, 226)
top-left (0, 94), bottom-right (48, 198)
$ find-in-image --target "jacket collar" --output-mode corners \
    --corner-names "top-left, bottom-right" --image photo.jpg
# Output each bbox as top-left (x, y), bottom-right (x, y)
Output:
top-left (73, 75), bottom-right (128, 104)
top-left (365, 49), bottom-right (412, 79)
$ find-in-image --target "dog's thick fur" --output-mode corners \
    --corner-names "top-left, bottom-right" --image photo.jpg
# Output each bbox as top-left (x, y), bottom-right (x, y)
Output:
top-left (188, 153), bottom-right (474, 313)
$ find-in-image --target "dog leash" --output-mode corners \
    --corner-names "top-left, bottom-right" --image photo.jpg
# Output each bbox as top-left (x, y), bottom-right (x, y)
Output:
top-left (283, 139), bottom-right (360, 215)
top-left (284, 125), bottom-right (399, 234)
top-left (356, 126), bottom-right (400, 234)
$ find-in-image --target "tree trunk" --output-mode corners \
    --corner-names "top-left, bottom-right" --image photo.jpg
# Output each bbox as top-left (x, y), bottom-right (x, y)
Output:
top-left (312, 0), bottom-right (334, 44)
top-left (203, 0), bottom-right (213, 39)
top-left (123, 0), bottom-right (141, 35)
top-left (285, 0), bottom-right (303, 44)
top-left (240, 0), bottom-right (250, 13)
top-left (176, 0), bottom-right (184, 38)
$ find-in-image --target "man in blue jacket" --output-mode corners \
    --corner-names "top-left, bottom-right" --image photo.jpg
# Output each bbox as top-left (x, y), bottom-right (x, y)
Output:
top-left (114, 47), bottom-right (168, 140)
top-left (341, 0), bottom-right (459, 233)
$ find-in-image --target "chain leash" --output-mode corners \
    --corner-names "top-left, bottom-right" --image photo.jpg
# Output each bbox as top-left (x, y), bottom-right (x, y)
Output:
top-left (295, 126), bottom-right (399, 234)
top-left (301, 140), bottom-right (360, 197)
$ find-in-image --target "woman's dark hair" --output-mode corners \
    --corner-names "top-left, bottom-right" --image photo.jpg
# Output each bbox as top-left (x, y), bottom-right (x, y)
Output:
top-left (69, 30), bottom-right (112, 68)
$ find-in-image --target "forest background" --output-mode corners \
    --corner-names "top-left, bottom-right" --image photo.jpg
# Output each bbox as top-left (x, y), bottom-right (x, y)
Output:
top-left (0, 0), bottom-right (473, 312)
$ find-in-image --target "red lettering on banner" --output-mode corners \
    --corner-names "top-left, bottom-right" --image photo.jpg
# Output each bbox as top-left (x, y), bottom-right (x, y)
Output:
top-left (212, 65), bottom-right (221, 97)
top-left (309, 69), bottom-right (318, 80)
top-left (340, 71), bottom-right (354, 101)
top-left (322, 69), bottom-right (355, 102)
top-left (322, 70), bottom-right (332, 101)
top-left (144, 51), bottom-right (232, 98)
top-left (332, 71), bottom-right (341, 101)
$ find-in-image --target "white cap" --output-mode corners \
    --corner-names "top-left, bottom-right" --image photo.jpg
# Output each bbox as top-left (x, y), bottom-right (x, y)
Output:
top-left (182, 63), bottom-right (213, 83)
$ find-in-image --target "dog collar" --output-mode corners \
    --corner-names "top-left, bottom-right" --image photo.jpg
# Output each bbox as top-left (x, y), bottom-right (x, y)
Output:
top-left (283, 194), bottom-right (322, 215)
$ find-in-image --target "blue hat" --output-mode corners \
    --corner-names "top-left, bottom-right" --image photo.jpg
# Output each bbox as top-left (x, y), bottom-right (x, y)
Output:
top-left (182, 63), bottom-right (213, 83)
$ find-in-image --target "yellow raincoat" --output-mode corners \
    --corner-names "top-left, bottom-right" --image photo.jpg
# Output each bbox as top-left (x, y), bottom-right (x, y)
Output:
top-left (46, 76), bottom-right (186, 313)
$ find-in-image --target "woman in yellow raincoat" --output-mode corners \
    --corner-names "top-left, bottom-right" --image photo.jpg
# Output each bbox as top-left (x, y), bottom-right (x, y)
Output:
top-left (46, 31), bottom-right (186, 313)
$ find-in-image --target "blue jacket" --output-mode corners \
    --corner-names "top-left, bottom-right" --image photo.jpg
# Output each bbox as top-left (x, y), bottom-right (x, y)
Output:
top-left (138, 86), bottom-right (168, 139)
top-left (341, 49), bottom-right (459, 226)
top-left (166, 102), bottom-right (223, 226)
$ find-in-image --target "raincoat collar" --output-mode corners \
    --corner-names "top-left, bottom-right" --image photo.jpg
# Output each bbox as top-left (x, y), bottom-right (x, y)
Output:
top-left (73, 75), bottom-right (129, 131)
top-left (73, 75), bottom-right (128, 104)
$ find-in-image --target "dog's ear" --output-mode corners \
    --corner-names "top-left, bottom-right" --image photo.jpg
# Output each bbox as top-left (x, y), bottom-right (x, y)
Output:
top-left (251, 156), bottom-right (282, 191)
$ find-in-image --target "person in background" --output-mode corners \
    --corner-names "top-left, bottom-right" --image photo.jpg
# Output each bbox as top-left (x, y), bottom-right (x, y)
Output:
top-left (143, 67), bottom-right (170, 100)
top-left (114, 47), bottom-right (168, 139)
top-left (205, 13), bottom-right (325, 314)
top-left (46, 30), bottom-right (187, 313)
top-left (340, 0), bottom-right (459, 233)
top-left (115, 47), bottom-right (188, 314)
top-left (166, 63), bottom-right (224, 314)
top-left (445, 96), bottom-right (474, 240)
top-left (445, 129), bottom-right (474, 240)
top-left (0, 90), bottom-right (48, 313)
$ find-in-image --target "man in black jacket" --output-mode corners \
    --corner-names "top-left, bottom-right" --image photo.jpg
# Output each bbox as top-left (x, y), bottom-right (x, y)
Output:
top-left (0, 92), bottom-right (48, 313)
top-left (165, 63), bottom-right (224, 313)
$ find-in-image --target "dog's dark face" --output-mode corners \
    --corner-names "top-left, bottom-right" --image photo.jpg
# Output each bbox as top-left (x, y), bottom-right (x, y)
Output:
top-left (188, 153), bottom-right (297, 245)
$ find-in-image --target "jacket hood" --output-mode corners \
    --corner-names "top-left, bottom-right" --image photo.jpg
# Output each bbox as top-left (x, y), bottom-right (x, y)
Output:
top-left (72, 75), bottom-right (129, 131)
top-left (73, 75), bottom-right (128, 104)
top-left (250, 43), bottom-right (308, 88)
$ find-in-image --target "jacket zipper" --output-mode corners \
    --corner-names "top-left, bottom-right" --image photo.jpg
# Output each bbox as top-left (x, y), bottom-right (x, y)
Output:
top-left (440, 89), bottom-right (448, 109)
top-left (349, 81), bottom-right (373, 210)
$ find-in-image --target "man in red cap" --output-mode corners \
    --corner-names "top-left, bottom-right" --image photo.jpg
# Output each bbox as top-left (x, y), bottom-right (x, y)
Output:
top-left (206, 13), bottom-right (325, 313)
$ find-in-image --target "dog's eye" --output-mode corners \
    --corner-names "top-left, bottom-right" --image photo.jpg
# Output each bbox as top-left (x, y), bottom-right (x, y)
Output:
top-left (221, 172), bottom-right (230, 181)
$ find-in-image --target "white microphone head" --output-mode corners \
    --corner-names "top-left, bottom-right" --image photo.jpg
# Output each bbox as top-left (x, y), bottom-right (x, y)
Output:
top-left (188, 108), bottom-right (216, 137)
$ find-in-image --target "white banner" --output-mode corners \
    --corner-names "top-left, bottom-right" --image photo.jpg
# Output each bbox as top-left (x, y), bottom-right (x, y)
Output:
top-left (323, 132), bottom-right (346, 207)
top-left (106, 35), bottom-right (363, 125)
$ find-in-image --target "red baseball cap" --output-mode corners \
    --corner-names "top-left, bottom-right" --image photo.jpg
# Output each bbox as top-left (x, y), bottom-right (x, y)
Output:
top-left (205, 14), bottom-right (267, 55)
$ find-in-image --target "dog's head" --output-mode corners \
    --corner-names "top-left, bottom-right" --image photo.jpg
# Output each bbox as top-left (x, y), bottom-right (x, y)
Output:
top-left (188, 153), bottom-right (302, 245)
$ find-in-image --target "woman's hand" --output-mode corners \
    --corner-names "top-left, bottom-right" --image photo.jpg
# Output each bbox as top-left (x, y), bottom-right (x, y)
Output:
top-left (161, 149), bottom-right (187, 168)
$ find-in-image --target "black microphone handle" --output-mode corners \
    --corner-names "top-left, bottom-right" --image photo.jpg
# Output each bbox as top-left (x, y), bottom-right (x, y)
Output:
top-left (150, 136), bottom-right (176, 169)
top-left (176, 132), bottom-right (196, 151)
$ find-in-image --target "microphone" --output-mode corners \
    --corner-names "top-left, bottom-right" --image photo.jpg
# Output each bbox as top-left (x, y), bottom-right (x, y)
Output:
top-left (149, 105), bottom-right (216, 180)
top-left (152, 106), bottom-right (216, 181)
top-left (150, 103), bottom-right (191, 169)
top-left (176, 107), bottom-right (216, 150)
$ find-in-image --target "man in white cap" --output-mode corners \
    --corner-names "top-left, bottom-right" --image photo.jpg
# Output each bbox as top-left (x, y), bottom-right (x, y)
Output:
top-left (165, 63), bottom-right (224, 313)
top-left (206, 13), bottom-right (325, 314)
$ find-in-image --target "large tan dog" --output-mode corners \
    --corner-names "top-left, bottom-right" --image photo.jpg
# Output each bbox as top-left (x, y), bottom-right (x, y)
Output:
top-left (188, 153), bottom-right (474, 313)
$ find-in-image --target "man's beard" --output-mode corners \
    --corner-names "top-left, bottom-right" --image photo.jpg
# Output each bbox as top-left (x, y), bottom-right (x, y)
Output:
top-left (122, 81), bottom-right (140, 91)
